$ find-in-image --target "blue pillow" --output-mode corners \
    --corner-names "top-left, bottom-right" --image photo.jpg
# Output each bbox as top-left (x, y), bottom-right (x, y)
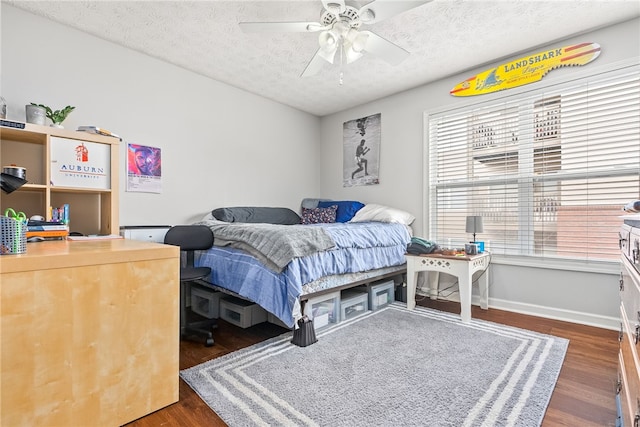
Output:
top-left (317, 200), bottom-right (365, 223)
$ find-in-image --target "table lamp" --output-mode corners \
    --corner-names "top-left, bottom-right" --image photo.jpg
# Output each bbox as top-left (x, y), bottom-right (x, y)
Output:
top-left (465, 215), bottom-right (484, 243)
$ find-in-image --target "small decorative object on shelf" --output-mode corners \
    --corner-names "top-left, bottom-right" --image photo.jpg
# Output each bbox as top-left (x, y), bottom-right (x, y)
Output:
top-left (77, 125), bottom-right (121, 139)
top-left (25, 104), bottom-right (47, 125)
top-left (30, 103), bottom-right (75, 128)
top-left (0, 171), bottom-right (28, 194)
top-left (0, 96), bottom-right (6, 119)
top-left (0, 119), bottom-right (25, 129)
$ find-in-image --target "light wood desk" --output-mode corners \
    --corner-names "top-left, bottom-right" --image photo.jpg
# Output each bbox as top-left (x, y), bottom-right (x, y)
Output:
top-left (406, 252), bottom-right (490, 322)
top-left (0, 238), bottom-right (179, 426)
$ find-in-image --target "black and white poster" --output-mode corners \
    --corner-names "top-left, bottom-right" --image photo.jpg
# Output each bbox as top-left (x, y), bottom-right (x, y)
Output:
top-left (343, 113), bottom-right (380, 187)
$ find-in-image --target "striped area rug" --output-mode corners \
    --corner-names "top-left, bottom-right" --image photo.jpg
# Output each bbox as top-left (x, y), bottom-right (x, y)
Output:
top-left (181, 303), bottom-right (568, 426)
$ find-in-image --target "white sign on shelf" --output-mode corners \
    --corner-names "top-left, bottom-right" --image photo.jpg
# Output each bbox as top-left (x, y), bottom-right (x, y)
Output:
top-left (50, 136), bottom-right (110, 190)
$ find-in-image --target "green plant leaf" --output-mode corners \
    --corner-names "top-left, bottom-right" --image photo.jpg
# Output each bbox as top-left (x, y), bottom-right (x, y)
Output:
top-left (32, 103), bottom-right (76, 123)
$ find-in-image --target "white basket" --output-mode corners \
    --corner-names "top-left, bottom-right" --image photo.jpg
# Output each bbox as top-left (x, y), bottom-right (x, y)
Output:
top-left (0, 215), bottom-right (27, 255)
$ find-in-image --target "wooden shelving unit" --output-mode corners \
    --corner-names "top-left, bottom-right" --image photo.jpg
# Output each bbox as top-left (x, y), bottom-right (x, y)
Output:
top-left (0, 122), bottom-right (119, 235)
top-left (0, 122), bottom-right (182, 425)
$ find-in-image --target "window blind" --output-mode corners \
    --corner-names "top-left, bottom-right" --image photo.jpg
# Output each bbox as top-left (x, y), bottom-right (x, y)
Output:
top-left (427, 68), bottom-right (640, 262)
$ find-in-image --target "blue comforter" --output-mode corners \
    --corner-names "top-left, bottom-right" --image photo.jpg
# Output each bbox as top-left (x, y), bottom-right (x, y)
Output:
top-left (195, 221), bottom-right (411, 328)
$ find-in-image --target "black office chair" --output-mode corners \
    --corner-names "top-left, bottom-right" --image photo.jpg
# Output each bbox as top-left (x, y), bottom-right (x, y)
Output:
top-left (164, 225), bottom-right (217, 347)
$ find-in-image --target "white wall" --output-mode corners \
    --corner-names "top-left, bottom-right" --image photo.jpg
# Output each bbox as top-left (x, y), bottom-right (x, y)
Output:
top-left (1, 5), bottom-right (321, 226)
top-left (3, 5), bottom-right (638, 329)
top-left (319, 18), bottom-right (640, 329)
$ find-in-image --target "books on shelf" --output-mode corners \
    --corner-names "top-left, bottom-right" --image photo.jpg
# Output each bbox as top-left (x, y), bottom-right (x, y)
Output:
top-left (26, 230), bottom-right (69, 239)
top-left (77, 126), bottom-right (121, 139)
top-left (27, 221), bottom-right (69, 231)
top-left (27, 221), bottom-right (69, 239)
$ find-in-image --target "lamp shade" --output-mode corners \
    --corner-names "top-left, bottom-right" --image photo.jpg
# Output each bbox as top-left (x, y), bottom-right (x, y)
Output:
top-left (465, 216), bottom-right (484, 234)
top-left (343, 29), bottom-right (369, 63)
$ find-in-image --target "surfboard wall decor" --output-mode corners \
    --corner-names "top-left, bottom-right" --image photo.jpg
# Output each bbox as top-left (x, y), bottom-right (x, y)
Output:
top-left (450, 42), bottom-right (601, 97)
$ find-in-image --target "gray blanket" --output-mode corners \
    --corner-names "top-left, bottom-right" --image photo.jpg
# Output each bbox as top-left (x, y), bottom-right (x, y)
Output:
top-left (195, 220), bottom-right (336, 272)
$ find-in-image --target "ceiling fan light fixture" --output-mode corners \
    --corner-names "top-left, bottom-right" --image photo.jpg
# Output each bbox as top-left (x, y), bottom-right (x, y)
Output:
top-left (318, 45), bottom-right (338, 64)
top-left (345, 28), bottom-right (357, 43)
top-left (346, 29), bottom-right (368, 52)
top-left (241, 0), bottom-right (430, 78)
top-left (333, 21), bottom-right (350, 36)
top-left (318, 30), bottom-right (338, 51)
top-left (341, 29), bottom-right (368, 64)
top-left (344, 46), bottom-right (364, 64)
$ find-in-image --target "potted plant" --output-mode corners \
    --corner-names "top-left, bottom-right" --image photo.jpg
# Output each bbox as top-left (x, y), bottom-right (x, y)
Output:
top-left (30, 103), bottom-right (75, 128)
top-left (25, 104), bottom-right (47, 125)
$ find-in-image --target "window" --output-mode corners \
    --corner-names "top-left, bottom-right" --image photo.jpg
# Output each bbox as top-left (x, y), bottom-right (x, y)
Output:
top-left (427, 68), bottom-right (640, 262)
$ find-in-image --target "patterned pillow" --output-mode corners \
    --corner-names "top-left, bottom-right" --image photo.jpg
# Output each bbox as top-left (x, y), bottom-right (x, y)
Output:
top-left (318, 200), bottom-right (365, 223)
top-left (301, 205), bottom-right (338, 225)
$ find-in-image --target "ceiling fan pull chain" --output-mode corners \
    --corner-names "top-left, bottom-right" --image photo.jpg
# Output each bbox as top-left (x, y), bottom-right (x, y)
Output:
top-left (339, 39), bottom-right (344, 85)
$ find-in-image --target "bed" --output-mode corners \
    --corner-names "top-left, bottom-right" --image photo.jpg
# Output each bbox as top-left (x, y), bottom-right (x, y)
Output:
top-left (193, 200), bottom-right (414, 329)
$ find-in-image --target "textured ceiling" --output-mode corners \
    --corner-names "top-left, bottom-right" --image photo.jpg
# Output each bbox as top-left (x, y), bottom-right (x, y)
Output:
top-left (5, 0), bottom-right (640, 116)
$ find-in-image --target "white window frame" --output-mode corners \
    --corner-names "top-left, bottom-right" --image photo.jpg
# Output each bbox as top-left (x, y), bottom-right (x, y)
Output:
top-left (424, 61), bottom-right (640, 274)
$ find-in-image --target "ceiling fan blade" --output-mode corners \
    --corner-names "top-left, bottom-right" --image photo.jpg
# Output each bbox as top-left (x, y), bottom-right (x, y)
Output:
top-left (301, 49), bottom-right (330, 77)
top-left (358, 0), bottom-right (431, 24)
top-left (361, 31), bottom-right (410, 65)
top-left (321, 0), bottom-right (346, 15)
top-left (239, 21), bottom-right (326, 33)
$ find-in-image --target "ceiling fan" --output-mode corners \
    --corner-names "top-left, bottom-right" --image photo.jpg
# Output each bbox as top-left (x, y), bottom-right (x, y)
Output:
top-left (239, 1), bottom-right (431, 78)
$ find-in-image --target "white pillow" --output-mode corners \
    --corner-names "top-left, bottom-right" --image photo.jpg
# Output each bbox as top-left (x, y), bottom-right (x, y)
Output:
top-left (349, 204), bottom-right (415, 226)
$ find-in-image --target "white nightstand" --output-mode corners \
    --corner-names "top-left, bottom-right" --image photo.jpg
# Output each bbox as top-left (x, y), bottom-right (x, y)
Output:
top-left (406, 252), bottom-right (490, 323)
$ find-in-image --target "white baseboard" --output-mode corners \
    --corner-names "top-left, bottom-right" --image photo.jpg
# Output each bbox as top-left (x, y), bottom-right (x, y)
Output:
top-left (422, 292), bottom-right (619, 331)
top-left (487, 297), bottom-right (619, 331)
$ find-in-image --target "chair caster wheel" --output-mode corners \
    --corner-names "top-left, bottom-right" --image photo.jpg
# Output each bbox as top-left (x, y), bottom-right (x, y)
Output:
top-left (205, 336), bottom-right (214, 347)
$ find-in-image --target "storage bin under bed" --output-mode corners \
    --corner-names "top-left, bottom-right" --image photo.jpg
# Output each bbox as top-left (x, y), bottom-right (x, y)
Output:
top-left (358, 280), bottom-right (395, 311)
top-left (340, 290), bottom-right (369, 321)
top-left (305, 291), bottom-right (340, 331)
top-left (220, 296), bottom-right (267, 328)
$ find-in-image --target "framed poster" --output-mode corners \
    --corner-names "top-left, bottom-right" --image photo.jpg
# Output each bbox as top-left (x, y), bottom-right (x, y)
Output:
top-left (126, 143), bottom-right (162, 193)
top-left (343, 113), bottom-right (380, 187)
top-left (50, 136), bottom-right (110, 189)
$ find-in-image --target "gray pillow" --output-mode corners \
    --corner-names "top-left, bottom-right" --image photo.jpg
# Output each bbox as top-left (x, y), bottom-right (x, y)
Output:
top-left (211, 207), bottom-right (301, 225)
top-left (301, 198), bottom-right (333, 209)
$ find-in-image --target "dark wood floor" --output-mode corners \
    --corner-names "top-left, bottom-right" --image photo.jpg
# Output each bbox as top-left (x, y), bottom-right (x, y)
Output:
top-left (127, 299), bottom-right (619, 427)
